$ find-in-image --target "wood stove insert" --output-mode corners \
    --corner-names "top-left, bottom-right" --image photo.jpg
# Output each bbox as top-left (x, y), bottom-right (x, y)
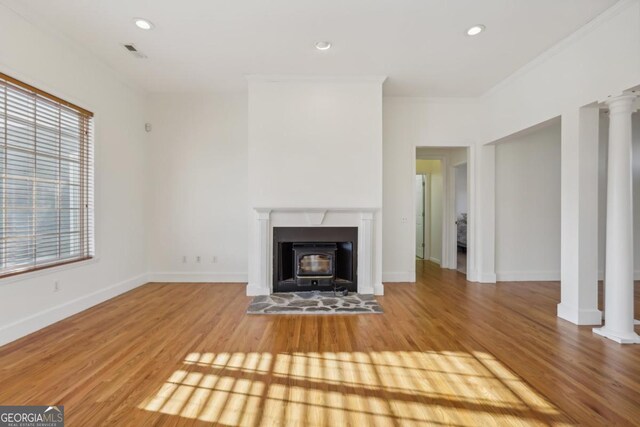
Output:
top-left (273, 227), bottom-right (357, 292)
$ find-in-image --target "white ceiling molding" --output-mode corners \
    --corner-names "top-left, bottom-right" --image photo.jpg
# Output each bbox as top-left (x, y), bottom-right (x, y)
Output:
top-left (246, 75), bottom-right (387, 84)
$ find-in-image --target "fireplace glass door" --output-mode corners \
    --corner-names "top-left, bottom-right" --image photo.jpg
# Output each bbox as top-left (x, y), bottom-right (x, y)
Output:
top-left (297, 254), bottom-right (333, 276)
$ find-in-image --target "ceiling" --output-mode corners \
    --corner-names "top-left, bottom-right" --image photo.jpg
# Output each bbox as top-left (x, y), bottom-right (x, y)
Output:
top-left (1, 0), bottom-right (618, 96)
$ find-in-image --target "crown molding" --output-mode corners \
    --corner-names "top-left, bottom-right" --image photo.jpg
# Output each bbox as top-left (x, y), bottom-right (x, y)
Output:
top-left (482, 0), bottom-right (639, 99)
top-left (246, 75), bottom-right (387, 84)
top-left (254, 206), bottom-right (380, 213)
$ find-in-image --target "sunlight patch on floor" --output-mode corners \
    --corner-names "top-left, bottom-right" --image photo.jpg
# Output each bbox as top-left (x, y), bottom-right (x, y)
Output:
top-left (138, 350), bottom-right (571, 426)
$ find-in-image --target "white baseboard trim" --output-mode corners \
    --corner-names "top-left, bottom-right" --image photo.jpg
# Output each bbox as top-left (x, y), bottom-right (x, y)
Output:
top-left (496, 271), bottom-right (560, 282)
top-left (149, 272), bottom-right (248, 283)
top-left (374, 282), bottom-right (385, 295)
top-left (478, 272), bottom-right (497, 283)
top-left (429, 257), bottom-right (441, 265)
top-left (0, 273), bottom-right (149, 347)
top-left (466, 270), bottom-right (478, 282)
top-left (593, 326), bottom-right (640, 344)
top-left (557, 303), bottom-right (602, 326)
top-left (358, 284), bottom-right (375, 295)
top-left (246, 284), bottom-right (268, 296)
top-left (382, 272), bottom-right (415, 283)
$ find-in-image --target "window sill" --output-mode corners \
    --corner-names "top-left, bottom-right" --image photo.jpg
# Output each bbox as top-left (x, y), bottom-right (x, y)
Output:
top-left (0, 257), bottom-right (100, 286)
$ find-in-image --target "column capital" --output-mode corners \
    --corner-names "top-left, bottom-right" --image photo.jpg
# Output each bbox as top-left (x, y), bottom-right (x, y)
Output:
top-left (604, 92), bottom-right (638, 114)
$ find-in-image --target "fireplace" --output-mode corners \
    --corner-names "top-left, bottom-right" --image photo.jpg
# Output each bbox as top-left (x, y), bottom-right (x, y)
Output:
top-left (273, 227), bottom-right (357, 292)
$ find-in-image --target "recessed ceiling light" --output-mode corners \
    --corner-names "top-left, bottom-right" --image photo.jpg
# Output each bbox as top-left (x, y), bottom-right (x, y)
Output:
top-left (466, 25), bottom-right (485, 36)
top-left (315, 41), bottom-right (332, 51)
top-left (133, 18), bottom-right (154, 30)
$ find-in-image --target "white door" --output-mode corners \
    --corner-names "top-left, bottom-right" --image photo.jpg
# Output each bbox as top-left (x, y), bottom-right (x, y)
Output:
top-left (416, 175), bottom-right (425, 259)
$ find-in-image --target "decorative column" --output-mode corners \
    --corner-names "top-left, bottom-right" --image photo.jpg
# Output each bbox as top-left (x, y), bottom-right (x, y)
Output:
top-left (557, 106), bottom-right (601, 325)
top-left (247, 209), bottom-right (271, 296)
top-left (359, 212), bottom-right (375, 295)
top-left (473, 144), bottom-right (496, 283)
top-left (594, 93), bottom-right (640, 344)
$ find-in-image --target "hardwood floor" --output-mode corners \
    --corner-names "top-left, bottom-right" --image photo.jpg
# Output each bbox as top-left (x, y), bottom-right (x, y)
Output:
top-left (0, 262), bottom-right (639, 426)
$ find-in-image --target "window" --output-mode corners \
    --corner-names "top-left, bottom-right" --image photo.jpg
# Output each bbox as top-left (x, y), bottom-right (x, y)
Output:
top-left (0, 73), bottom-right (93, 278)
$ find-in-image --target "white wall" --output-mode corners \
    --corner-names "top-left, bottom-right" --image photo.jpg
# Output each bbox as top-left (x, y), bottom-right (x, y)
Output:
top-left (248, 78), bottom-right (383, 208)
top-left (0, 5), bottom-right (149, 345)
top-left (495, 122), bottom-right (562, 281)
top-left (147, 94), bottom-right (248, 282)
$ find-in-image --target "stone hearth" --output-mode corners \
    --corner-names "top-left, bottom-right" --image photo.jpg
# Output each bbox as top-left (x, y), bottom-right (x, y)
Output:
top-left (247, 291), bottom-right (383, 314)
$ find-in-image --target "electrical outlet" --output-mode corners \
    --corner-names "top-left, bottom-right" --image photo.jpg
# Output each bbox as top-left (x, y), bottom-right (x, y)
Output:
top-left (212, 256), bottom-right (217, 264)
top-left (182, 256), bottom-right (187, 263)
top-left (53, 281), bottom-right (60, 292)
top-left (196, 255), bottom-right (201, 263)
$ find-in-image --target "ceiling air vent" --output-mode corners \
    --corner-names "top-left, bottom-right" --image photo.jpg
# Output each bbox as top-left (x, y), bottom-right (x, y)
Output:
top-left (122, 43), bottom-right (147, 59)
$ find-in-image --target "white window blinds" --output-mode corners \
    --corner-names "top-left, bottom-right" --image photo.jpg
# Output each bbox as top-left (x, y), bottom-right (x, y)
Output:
top-left (0, 73), bottom-right (94, 278)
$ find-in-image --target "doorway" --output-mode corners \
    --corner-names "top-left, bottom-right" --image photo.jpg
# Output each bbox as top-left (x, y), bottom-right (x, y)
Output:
top-left (413, 147), bottom-right (470, 277)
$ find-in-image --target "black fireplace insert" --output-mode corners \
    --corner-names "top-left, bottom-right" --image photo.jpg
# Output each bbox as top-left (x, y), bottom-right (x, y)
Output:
top-left (273, 227), bottom-right (357, 292)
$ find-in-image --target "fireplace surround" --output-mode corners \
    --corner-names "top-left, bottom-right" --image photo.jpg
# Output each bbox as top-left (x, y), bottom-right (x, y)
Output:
top-left (247, 207), bottom-right (382, 296)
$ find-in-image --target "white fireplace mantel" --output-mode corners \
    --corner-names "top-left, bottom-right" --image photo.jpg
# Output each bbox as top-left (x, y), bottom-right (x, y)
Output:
top-left (247, 207), bottom-right (382, 296)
